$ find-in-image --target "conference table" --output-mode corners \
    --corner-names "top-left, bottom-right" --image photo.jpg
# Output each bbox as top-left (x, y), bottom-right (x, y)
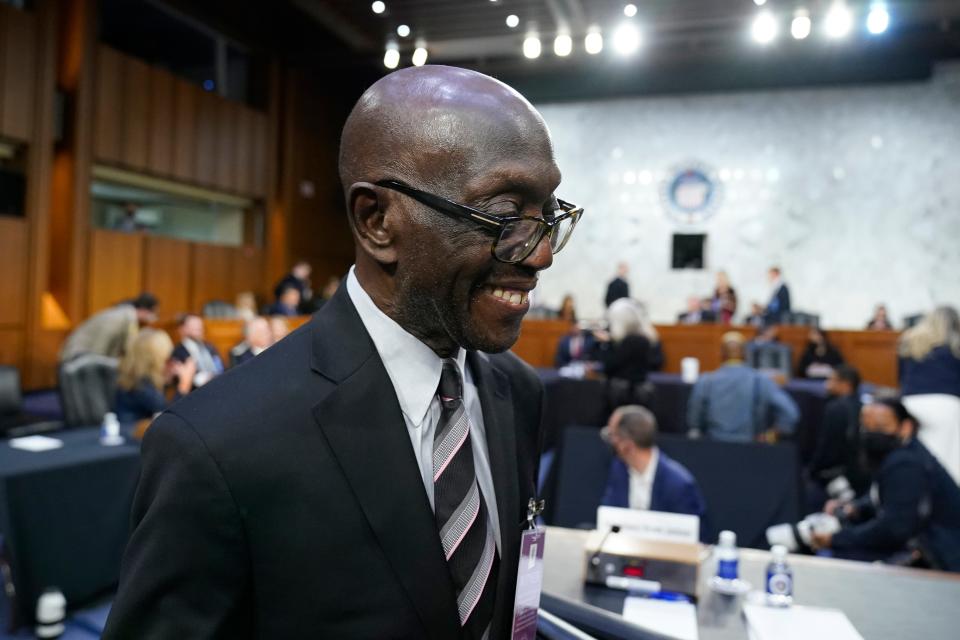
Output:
top-left (0, 427), bottom-right (140, 625)
top-left (542, 526), bottom-right (960, 639)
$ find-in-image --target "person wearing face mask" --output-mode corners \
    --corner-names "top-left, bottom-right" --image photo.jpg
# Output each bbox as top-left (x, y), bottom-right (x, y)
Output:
top-left (813, 399), bottom-right (960, 571)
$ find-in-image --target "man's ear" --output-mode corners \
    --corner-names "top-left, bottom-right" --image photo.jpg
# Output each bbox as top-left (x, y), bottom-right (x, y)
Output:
top-left (347, 182), bottom-right (399, 265)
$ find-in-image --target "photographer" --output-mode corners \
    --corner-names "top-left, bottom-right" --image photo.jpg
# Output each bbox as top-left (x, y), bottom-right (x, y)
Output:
top-left (812, 399), bottom-right (960, 571)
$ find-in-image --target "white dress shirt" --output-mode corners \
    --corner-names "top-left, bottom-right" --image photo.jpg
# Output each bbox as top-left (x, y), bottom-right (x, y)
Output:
top-left (346, 267), bottom-right (501, 550)
top-left (627, 447), bottom-right (660, 511)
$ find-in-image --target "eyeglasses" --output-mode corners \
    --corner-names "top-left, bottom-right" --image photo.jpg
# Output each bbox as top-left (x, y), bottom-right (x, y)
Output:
top-left (375, 179), bottom-right (583, 264)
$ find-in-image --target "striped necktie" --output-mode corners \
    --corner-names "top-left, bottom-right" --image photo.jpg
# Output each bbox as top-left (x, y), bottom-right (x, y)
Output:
top-left (434, 359), bottom-right (499, 639)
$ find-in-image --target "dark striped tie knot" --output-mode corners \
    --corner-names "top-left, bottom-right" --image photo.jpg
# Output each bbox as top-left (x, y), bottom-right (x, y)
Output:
top-left (438, 359), bottom-right (463, 409)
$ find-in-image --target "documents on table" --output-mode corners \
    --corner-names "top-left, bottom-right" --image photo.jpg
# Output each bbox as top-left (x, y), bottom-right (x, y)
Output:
top-left (8, 435), bottom-right (64, 452)
top-left (622, 596), bottom-right (699, 640)
top-left (743, 603), bottom-right (864, 640)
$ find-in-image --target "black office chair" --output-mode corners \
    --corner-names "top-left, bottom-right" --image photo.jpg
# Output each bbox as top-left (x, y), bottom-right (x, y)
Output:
top-left (0, 366), bottom-right (61, 437)
top-left (786, 311), bottom-right (820, 327)
top-left (658, 434), bottom-right (802, 548)
top-left (58, 355), bottom-right (119, 427)
top-left (547, 426), bottom-right (613, 529)
top-left (745, 341), bottom-right (793, 379)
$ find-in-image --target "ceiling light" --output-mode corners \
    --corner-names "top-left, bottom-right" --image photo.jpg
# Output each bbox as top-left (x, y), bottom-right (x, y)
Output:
top-left (751, 11), bottom-right (778, 44)
top-left (383, 45), bottom-right (399, 69)
top-left (824, 3), bottom-right (853, 38)
top-left (554, 33), bottom-right (572, 56)
top-left (585, 29), bottom-right (603, 54)
top-left (371, 1), bottom-right (385, 15)
top-left (754, 0), bottom-right (767, 5)
top-left (867, 4), bottom-right (890, 34)
top-left (506, 14), bottom-right (519, 28)
top-left (412, 47), bottom-right (428, 66)
top-left (397, 24), bottom-right (410, 37)
top-left (523, 35), bottom-right (541, 59)
top-left (612, 22), bottom-right (640, 55)
top-left (623, 3), bottom-right (637, 18)
top-left (791, 10), bottom-right (811, 39)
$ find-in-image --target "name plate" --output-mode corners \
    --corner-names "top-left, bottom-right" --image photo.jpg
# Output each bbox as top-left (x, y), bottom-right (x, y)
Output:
top-left (597, 506), bottom-right (699, 544)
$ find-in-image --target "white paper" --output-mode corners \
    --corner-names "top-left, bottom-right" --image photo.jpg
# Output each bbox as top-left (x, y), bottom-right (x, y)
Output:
top-left (623, 597), bottom-right (699, 640)
top-left (743, 603), bottom-right (864, 640)
top-left (597, 505), bottom-right (700, 543)
top-left (8, 435), bottom-right (64, 452)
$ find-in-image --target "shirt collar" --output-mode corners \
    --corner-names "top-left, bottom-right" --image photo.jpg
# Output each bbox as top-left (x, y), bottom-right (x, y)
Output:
top-left (346, 266), bottom-right (466, 425)
top-left (640, 446), bottom-right (659, 484)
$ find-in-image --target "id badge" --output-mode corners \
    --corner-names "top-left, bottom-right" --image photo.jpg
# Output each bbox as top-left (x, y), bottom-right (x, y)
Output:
top-left (510, 527), bottom-right (546, 640)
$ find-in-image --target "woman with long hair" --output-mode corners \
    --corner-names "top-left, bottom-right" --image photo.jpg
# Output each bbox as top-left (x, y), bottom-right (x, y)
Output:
top-left (114, 329), bottom-right (194, 423)
top-left (712, 270), bottom-right (738, 324)
top-left (899, 306), bottom-right (960, 485)
top-left (596, 299), bottom-right (660, 407)
top-left (796, 327), bottom-right (844, 379)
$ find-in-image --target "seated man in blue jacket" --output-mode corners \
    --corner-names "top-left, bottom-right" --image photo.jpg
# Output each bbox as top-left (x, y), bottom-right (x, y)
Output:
top-left (812, 398), bottom-right (960, 572)
top-left (600, 405), bottom-right (706, 523)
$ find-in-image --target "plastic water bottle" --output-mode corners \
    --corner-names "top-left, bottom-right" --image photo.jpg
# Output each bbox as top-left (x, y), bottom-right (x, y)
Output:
top-left (35, 587), bottom-right (66, 638)
top-left (716, 530), bottom-right (739, 582)
top-left (765, 545), bottom-right (794, 607)
top-left (100, 412), bottom-right (124, 446)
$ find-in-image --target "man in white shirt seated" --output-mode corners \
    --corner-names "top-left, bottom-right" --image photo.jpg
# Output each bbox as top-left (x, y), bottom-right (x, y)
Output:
top-left (600, 405), bottom-right (706, 521)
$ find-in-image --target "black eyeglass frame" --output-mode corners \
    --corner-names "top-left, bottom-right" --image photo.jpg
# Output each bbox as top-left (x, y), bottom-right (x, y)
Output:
top-left (375, 179), bottom-right (583, 264)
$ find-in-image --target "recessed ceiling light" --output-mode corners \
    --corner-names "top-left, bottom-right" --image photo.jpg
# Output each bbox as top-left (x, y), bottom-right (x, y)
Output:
top-left (867, 4), bottom-right (890, 34)
top-left (751, 11), bottom-right (778, 44)
top-left (523, 35), bottom-right (541, 59)
top-left (383, 45), bottom-right (399, 69)
top-left (824, 3), bottom-right (853, 38)
top-left (554, 33), bottom-right (572, 56)
top-left (397, 24), bottom-right (410, 37)
top-left (585, 29), bottom-right (603, 54)
top-left (791, 10), bottom-right (811, 39)
top-left (412, 47), bottom-right (428, 66)
top-left (371, 1), bottom-right (385, 15)
top-left (506, 14), bottom-right (519, 28)
top-left (624, 4), bottom-right (637, 18)
top-left (612, 22), bottom-right (640, 55)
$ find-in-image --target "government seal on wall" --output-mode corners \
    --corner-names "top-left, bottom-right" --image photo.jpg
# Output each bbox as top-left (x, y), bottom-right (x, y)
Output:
top-left (660, 161), bottom-right (722, 224)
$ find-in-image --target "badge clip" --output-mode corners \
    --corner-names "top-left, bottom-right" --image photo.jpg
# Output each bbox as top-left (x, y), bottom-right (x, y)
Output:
top-left (525, 497), bottom-right (545, 530)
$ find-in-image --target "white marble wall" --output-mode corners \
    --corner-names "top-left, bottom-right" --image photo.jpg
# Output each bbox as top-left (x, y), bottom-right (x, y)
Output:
top-left (534, 62), bottom-right (960, 328)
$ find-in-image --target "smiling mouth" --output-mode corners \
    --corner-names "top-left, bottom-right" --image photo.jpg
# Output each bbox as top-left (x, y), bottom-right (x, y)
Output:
top-left (483, 285), bottom-right (529, 306)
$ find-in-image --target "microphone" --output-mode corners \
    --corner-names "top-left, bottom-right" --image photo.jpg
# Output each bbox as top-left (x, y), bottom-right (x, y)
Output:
top-left (590, 525), bottom-right (621, 568)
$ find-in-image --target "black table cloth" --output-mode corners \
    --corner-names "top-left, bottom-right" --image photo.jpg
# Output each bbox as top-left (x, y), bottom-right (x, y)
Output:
top-left (0, 428), bottom-right (140, 625)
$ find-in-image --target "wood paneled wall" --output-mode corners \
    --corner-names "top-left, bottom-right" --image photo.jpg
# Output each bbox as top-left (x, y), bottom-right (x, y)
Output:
top-left (86, 229), bottom-right (264, 321)
top-left (92, 45), bottom-right (270, 197)
top-left (514, 320), bottom-right (902, 387)
top-left (87, 227), bottom-right (144, 314)
top-left (0, 5), bottom-right (37, 142)
top-left (143, 235), bottom-right (191, 322)
top-left (0, 217), bottom-right (28, 372)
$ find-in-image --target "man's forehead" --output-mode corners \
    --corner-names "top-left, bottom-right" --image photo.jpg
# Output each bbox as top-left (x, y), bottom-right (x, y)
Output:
top-left (461, 159), bottom-right (561, 200)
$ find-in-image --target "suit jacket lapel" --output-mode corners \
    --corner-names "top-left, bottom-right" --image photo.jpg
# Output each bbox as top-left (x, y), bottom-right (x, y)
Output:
top-left (310, 288), bottom-right (460, 639)
top-left (468, 351), bottom-right (521, 636)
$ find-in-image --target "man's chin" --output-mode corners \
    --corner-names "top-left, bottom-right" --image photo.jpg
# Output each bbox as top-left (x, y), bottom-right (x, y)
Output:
top-left (462, 323), bottom-right (523, 354)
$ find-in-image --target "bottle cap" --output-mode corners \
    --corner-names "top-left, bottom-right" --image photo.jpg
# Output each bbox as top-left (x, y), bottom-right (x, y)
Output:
top-left (719, 530), bottom-right (736, 547)
top-left (772, 544), bottom-right (788, 560)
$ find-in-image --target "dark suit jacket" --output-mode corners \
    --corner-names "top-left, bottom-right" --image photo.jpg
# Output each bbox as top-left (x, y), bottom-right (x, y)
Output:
top-left (604, 277), bottom-right (629, 308)
top-left (103, 286), bottom-right (545, 639)
top-left (598, 334), bottom-right (654, 385)
top-left (808, 394), bottom-right (868, 493)
top-left (764, 284), bottom-right (791, 323)
top-left (832, 439), bottom-right (960, 572)
top-left (599, 453), bottom-right (706, 522)
top-left (554, 331), bottom-right (598, 368)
